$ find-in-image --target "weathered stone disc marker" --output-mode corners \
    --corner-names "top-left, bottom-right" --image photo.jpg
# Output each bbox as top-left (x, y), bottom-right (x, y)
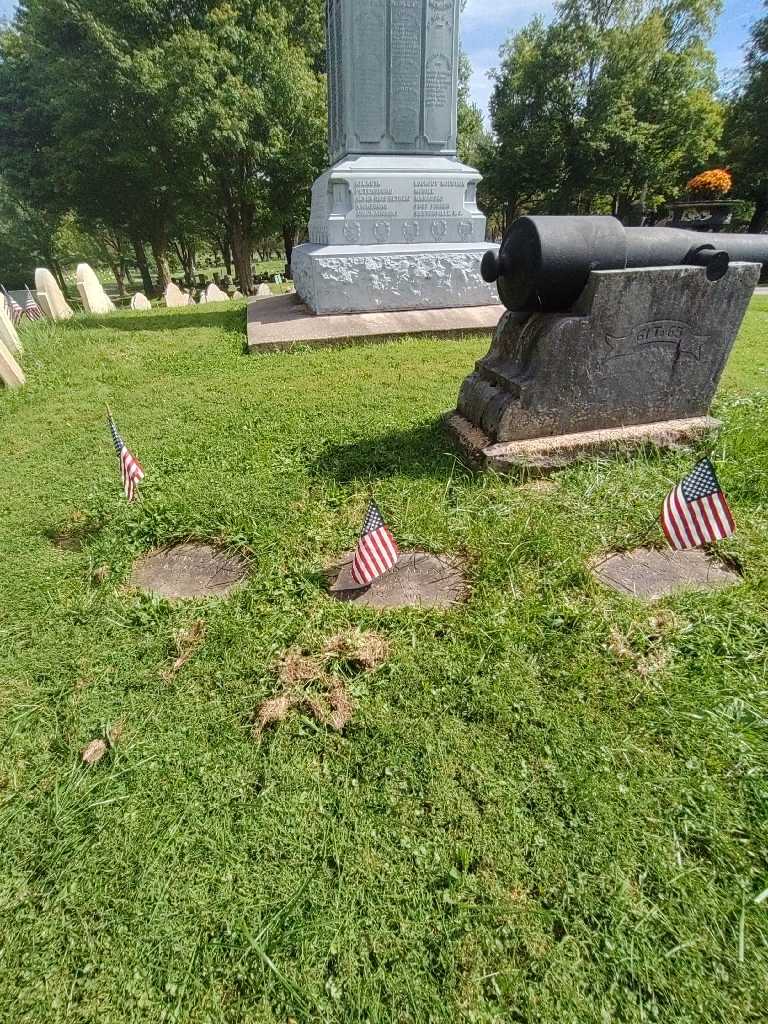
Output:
top-left (130, 542), bottom-right (249, 600)
top-left (327, 550), bottom-right (466, 610)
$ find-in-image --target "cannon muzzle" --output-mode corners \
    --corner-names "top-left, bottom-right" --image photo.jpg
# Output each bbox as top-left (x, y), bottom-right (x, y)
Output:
top-left (486, 215), bottom-right (768, 312)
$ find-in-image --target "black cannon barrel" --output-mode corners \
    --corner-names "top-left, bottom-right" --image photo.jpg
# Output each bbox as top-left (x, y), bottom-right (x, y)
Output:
top-left (481, 215), bottom-right (768, 312)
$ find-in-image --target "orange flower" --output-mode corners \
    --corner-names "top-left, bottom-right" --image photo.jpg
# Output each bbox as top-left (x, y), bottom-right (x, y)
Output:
top-left (686, 169), bottom-right (733, 196)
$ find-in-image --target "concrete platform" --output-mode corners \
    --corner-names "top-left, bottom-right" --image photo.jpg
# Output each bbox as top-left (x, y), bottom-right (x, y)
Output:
top-left (445, 413), bottom-right (721, 475)
top-left (246, 293), bottom-right (500, 353)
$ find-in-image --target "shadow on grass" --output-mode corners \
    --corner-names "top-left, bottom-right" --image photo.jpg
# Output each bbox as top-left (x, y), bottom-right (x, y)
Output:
top-left (310, 419), bottom-right (471, 482)
top-left (54, 308), bottom-right (245, 334)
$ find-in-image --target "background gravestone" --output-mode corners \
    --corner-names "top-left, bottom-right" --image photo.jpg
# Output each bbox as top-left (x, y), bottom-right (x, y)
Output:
top-left (35, 268), bottom-right (74, 321)
top-left (0, 306), bottom-right (22, 357)
top-left (291, 0), bottom-right (498, 315)
top-left (76, 263), bottom-right (116, 315)
top-left (0, 336), bottom-right (25, 388)
top-left (205, 283), bottom-right (230, 303)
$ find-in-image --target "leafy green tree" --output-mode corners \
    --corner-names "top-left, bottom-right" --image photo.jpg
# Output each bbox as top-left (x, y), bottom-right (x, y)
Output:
top-left (482, 0), bottom-right (723, 226)
top-left (0, 1), bottom-right (327, 292)
top-left (457, 51), bottom-right (487, 168)
top-left (724, 2), bottom-right (768, 232)
top-left (150, 1), bottom-right (325, 288)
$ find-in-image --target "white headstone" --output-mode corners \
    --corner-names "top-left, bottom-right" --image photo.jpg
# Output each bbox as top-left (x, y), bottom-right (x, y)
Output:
top-left (205, 283), bottom-right (230, 303)
top-left (0, 305), bottom-right (22, 357)
top-left (231, 290), bottom-right (245, 300)
top-left (255, 283), bottom-right (271, 298)
top-left (76, 264), bottom-right (116, 314)
top-left (0, 337), bottom-right (25, 389)
top-left (164, 282), bottom-right (188, 308)
top-left (130, 292), bottom-right (152, 310)
top-left (198, 291), bottom-right (207, 304)
top-left (34, 268), bottom-right (74, 321)
top-left (185, 292), bottom-right (196, 305)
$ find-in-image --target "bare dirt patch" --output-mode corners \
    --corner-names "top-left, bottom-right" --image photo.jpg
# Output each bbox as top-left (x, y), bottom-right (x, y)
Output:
top-left (253, 629), bottom-right (389, 739)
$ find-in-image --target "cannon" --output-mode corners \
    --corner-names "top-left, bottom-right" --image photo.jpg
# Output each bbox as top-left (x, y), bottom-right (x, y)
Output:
top-left (481, 215), bottom-right (768, 312)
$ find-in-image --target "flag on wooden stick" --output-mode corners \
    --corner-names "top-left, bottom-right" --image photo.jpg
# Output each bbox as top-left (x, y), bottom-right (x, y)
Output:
top-left (661, 458), bottom-right (735, 550)
top-left (107, 409), bottom-right (144, 501)
top-left (23, 286), bottom-right (44, 321)
top-left (351, 502), bottom-right (400, 586)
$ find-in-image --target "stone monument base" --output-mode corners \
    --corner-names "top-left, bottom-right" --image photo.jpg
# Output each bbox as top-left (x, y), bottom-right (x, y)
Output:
top-left (246, 293), bottom-right (500, 353)
top-left (445, 413), bottom-right (721, 476)
top-left (291, 242), bottom-right (498, 315)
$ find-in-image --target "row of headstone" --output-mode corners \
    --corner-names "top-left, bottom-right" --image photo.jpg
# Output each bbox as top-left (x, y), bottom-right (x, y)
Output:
top-left (164, 282), bottom-right (246, 307)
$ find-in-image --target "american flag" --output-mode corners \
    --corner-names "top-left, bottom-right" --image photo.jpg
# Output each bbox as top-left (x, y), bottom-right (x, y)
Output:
top-left (351, 502), bottom-right (400, 586)
top-left (1, 286), bottom-right (23, 325)
top-left (24, 286), bottom-right (44, 321)
top-left (108, 412), bottom-right (145, 501)
top-left (661, 458), bottom-right (735, 550)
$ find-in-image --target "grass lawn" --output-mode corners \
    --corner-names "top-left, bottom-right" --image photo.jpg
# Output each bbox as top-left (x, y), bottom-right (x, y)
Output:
top-left (1, 296), bottom-right (767, 1023)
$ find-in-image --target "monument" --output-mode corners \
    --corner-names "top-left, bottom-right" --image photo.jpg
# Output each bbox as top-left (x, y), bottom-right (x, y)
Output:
top-left (448, 216), bottom-right (768, 472)
top-left (35, 268), bottom-right (74, 321)
top-left (130, 293), bottom-right (152, 311)
top-left (291, 0), bottom-right (497, 315)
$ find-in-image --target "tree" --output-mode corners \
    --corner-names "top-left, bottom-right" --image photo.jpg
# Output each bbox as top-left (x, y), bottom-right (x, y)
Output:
top-left (0, 1), bottom-right (327, 293)
top-left (151, 1), bottom-right (326, 288)
top-left (724, 2), bottom-right (768, 232)
top-left (457, 51), bottom-right (487, 168)
top-left (481, 0), bottom-right (723, 226)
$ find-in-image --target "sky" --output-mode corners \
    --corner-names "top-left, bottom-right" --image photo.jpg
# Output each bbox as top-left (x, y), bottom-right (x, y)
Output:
top-left (0, 0), bottom-right (763, 117)
top-left (462, 0), bottom-right (765, 117)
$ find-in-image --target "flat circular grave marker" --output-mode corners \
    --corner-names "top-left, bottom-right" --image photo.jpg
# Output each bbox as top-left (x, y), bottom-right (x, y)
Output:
top-left (591, 546), bottom-right (740, 601)
top-left (130, 542), bottom-right (249, 600)
top-left (327, 551), bottom-right (467, 610)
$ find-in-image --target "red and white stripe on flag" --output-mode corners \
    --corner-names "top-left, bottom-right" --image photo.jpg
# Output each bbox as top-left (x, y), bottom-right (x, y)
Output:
top-left (351, 502), bottom-right (400, 586)
top-left (120, 448), bottom-right (145, 502)
top-left (661, 482), bottom-right (735, 550)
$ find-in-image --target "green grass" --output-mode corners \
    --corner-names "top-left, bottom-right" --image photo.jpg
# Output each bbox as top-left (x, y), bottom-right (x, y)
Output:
top-left (1, 296), bottom-right (767, 1023)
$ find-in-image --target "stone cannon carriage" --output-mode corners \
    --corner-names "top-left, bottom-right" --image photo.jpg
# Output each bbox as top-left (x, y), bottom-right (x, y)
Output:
top-left (447, 215), bottom-right (767, 472)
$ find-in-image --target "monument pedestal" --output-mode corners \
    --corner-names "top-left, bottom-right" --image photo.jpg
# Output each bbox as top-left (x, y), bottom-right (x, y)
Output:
top-left (293, 2), bottom-right (498, 317)
top-left (292, 241), bottom-right (495, 315)
top-left (446, 413), bottom-right (722, 476)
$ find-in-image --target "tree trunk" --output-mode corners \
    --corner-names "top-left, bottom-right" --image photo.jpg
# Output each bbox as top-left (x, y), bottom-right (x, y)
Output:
top-left (110, 261), bottom-right (126, 297)
top-left (282, 223), bottom-right (297, 278)
top-left (173, 239), bottom-right (198, 287)
top-left (151, 229), bottom-right (172, 292)
top-left (748, 189), bottom-right (768, 234)
top-left (221, 235), bottom-right (233, 276)
top-left (49, 258), bottom-right (68, 297)
top-left (230, 219), bottom-right (254, 293)
top-left (132, 237), bottom-right (154, 295)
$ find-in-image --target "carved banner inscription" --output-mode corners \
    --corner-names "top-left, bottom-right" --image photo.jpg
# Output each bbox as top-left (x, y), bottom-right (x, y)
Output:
top-left (604, 321), bottom-right (708, 362)
top-left (424, 0), bottom-right (456, 146)
top-left (354, 1), bottom-right (387, 144)
top-left (390, 0), bottom-right (423, 146)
